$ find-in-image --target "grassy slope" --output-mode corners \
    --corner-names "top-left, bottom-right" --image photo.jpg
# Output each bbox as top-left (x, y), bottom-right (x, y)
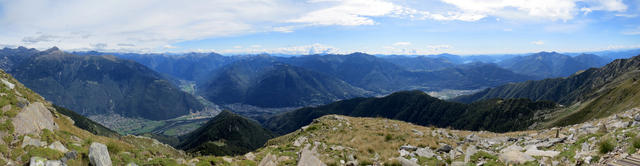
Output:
top-left (264, 90), bottom-right (557, 135)
top-left (52, 105), bottom-right (119, 138)
top-left (1, 70), bottom-right (188, 165)
top-left (178, 111), bottom-right (276, 156)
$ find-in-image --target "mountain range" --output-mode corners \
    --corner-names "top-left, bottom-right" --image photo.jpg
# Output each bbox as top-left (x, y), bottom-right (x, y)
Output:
top-left (263, 90), bottom-right (557, 135)
top-left (1, 47), bottom-right (205, 120)
top-left (498, 51), bottom-right (608, 78)
top-left (454, 54), bottom-right (640, 126)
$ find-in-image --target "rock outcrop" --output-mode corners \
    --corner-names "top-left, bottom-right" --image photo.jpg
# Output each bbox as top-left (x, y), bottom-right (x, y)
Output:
top-left (12, 102), bottom-right (58, 135)
top-left (298, 144), bottom-right (325, 166)
top-left (258, 153), bottom-right (278, 166)
top-left (89, 142), bottom-right (112, 166)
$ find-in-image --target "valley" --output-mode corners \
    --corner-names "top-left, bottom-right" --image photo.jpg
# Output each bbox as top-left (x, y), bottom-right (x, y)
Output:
top-left (3, 1), bottom-right (640, 165)
top-left (1, 48), bottom-right (640, 165)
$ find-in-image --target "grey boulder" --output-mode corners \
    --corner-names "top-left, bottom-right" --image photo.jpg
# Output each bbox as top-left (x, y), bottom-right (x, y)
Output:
top-left (89, 142), bottom-right (112, 166)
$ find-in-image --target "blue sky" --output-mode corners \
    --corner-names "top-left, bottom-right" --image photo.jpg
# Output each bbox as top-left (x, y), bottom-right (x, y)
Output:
top-left (0, 0), bottom-right (639, 55)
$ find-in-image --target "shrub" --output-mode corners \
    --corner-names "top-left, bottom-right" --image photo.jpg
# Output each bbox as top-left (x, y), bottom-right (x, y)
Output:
top-left (0, 119), bottom-right (14, 133)
top-left (27, 147), bottom-right (63, 160)
top-left (599, 138), bottom-right (615, 154)
top-left (384, 160), bottom-right (402, 166)
top-left (385, 134), bottom-right (393, 142)
top-left (632, 137), bottom-right (640, 149)
top-left (41, 129), bottom-right (55, 143)
top-left (107, 141), bottom-right (123, 154)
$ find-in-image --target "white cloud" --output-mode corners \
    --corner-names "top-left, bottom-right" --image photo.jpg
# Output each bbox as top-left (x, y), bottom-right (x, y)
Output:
top-left (0, 0), bottom-right (633, 52)
top-left (581, 7), bottom-right (593, 15)
top-left (0, 0), bottom-right (300, 51)
top-left (219, 43), bottom-right (344, 55)
top-left (288, 0), bottom-right (404, 26)
top-left (439, 0), bottom-right (628, 21)
top-left (392, 42), bottom-right (412, 46)
top-left (531, 40), bottom-right (545, 45)
top-left (381, 43), bottom-right (453, 55)
top-left (615, 13), bottom-right (638, 18)
top-left (163, 44), bottom-right (177, 49)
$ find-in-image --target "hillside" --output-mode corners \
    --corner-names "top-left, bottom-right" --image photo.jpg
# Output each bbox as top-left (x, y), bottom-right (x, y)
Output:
top-left (4, 47), bottom-right (204, 120)
top-left (498, 51), bottom-right (606, 78)
top-left (454, 55), bottom-right (640, 126)
top-left (0, 69), bottom-right (189, 165)
top-left (216, 107), bottom-right (640, 165)
top-left (52, 105), bottom-right (119, 138)
top-left (199, 57), bottom-right (370, 108)
top-left (264, 90), bottom-right (557, 135)
top-left (178, 111), bottom-right (275, 156)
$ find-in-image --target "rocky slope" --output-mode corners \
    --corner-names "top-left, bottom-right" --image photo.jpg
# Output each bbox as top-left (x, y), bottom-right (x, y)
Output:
top-left (455, 54), bottom-right (640, 127)
top-left (212, 107), bottom-right (640, 166)
top-left (1, 69), bottom-right (191, 165)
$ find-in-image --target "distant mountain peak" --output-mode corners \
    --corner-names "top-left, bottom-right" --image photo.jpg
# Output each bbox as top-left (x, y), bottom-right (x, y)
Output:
top-left (46, 46), bottom-right (60, 52)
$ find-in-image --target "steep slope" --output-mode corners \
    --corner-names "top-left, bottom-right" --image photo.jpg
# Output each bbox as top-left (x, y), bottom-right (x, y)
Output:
top-left (6, 47), bottom-right (204, 120)
top-left (0, 46), bottom-right (40, 71)
top-left (199, 57), bottom-right (370, 108)
top-left (455, 55), bottom-right (640, 126)
top-left (53, 105), bottom-right (119, 138)
top-left (245, 64), bottom-right (370, 107)
top-left (455, 55), bottom-right (640, 104)
top-left (573, 53), bottom-right (609, 68)
top-left (198, 55), bottom-right (278, 105)
top-left (499, 51), bottom-right (593, 78)
top-left (264, 90), bottom-right (556, 134)
top-left (0, 69), bottom-right (187, 165)
top-left (178, 111), bottom-right (275, 156)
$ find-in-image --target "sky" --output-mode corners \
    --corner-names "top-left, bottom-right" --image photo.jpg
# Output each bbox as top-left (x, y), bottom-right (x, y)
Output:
top-left (0, 0), bottom-right (639, 55)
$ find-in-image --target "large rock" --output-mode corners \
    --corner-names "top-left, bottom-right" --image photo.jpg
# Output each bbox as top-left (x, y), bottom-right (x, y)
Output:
top-left (1, 78), bottom-right (15, 89)
top-left (298, 144), bottom-right (326, 166)
top-left (499, 150), bottom-right (535, 164)
top-left (45, 160), bottom-right (62, 166)
top-left (22, 136), bottom-right (47, 148)
top-left (524, 145), bottom-right (560, 157)
top-left (258, 153), bottom-right (278, 166)
top-left (244, 152), bottom-right (256, 161)
top-left (395, 157), bottom-right (419, 166)
top-left (48, 141), bottom-right (68, 153)
top-left (436, 144), bottom-right (452, 153)
top-left (465, 145), bottom-right (477, 163)
top-left (12, 102), bottom-right (58, 135)
top-left (29, 157), bottom-right (46, 166)
top-left (400, 145), bottom-right (418, 151)
top-left (89, 142), bottom-right (112, 166)
top-left (293, 136), bottom-right (307, 147)
top-left (415, 148), bottom-right (435, 158)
